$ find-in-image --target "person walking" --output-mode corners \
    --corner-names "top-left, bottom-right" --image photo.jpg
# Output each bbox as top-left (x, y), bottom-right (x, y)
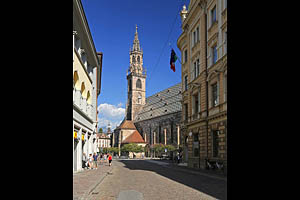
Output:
top-left (82, 153), bottom-right (87, 170)
top-left (88, 153), bottom-right (93, 169)
top-left (104, 153), bottom-right (107, 163)
top-left (93, 152), bottom-right (98, 169)
top-left (108, 154), bottom-right (112, 166)
top-left (100, 153), bottom-right (103, 165)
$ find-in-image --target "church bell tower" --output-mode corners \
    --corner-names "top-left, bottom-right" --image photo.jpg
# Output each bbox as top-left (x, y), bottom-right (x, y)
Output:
top-left (126, 25), bottom-right (146, 121)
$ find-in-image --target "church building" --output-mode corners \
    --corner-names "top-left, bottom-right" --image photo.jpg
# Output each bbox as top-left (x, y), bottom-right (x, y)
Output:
top-left (114, 25), bottom-right (182, 158)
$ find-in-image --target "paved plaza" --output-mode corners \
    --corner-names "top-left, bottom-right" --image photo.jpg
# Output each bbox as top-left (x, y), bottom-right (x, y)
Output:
top-left (76, 159), bottom-right (227, 200)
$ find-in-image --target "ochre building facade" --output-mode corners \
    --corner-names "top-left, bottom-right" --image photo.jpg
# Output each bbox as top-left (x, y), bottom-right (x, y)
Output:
top-left (177, 0), bottom-right (227, 171)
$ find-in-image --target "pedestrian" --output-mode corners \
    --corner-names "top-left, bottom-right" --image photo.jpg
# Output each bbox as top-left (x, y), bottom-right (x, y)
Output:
top-left (82, 153), bottom-right (87, 170)
top-left (108, 154), bottom-right (112, 166)
top-left (88, 153), bottom-right (93, 169)
top-left (93, 152), bottom-right (98, 169)
top-left (100, 153), bottom-right (103, 165)
top-left (104, 153), bottom-right (107, 163)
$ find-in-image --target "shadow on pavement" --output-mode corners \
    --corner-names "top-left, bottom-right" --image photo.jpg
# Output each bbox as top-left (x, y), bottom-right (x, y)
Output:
top-left (119, 159), bottom-right (227, 200)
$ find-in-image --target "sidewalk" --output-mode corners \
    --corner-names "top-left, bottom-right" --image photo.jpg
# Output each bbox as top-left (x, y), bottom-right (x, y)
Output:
top-left (73, 162), bottom-right (113, 200)
top-left (149, 159), bottom-right (227, 181)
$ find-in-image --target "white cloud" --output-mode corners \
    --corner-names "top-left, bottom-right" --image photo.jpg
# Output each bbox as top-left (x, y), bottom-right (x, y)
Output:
top-left (98, 103), bottom-right (125, 118)
top-left (97, 103), bottom-right (125, 131)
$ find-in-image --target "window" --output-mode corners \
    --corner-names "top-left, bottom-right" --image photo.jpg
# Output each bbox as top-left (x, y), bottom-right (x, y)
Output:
top-left (193, 94), bottom-right (199, 116)
top-left (184, 104), bottom-right (188, 121)
top-left (184, 50), bottom-right (188, 63)
top-left (212, 130), bottom-right (219, 157)
top-left (137, 56), bottom-right (140, 63)
top-left (193, 31), bottom-right (196, 47)
top-left (132, 55), bottom-right (136, 63)
top-left (193, 133), bottom-right (199, 157)
top-left (81, 52), bottom-right (87, 67)
top-left (136, 79), bottom-right (142, 89)
top-left (211, 6), bottom-right (217, 25)
top-left (196, 27), bottom-right (199, 42)
top-left (75, 36), bottom-right (81, 52)
top-left (196, 59), bottom-right (200, 76)
top-left (212, 45), bottom-right (218, 65)
top-left (194, 62), bottom-right (197, 79)
top-left (224, 31), bottom-right (227, 54)
top-left (212, 83), bottom-right (218, 107)
top-left (184, 75), bottom-right (188, 91)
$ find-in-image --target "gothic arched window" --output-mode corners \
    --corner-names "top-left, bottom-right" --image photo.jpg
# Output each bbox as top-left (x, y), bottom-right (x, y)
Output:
top-left (136, 79), bottom-right (142, 89)
top-left (132, 55), bottom-right (136, 63)
top-left (137, 56), bottom-right (140, 63)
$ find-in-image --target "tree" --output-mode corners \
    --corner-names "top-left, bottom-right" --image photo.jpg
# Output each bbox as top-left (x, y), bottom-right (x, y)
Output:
top-left (121, 143), bottom-right (144, 154)
top-left (99, 128), bottom-right (103, 133)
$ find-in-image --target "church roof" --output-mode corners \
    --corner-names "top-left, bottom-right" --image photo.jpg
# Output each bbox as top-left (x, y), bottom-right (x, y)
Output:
top-left (122, 130), bottom-right (146, 144)
top-left (119, 120), bottom-right (137, 130)
top-left (135, 83), bottom-right (182, 122)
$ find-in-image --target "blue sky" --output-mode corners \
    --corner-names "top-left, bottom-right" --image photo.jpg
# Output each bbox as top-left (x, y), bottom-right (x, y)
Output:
top-left (81, 0), bottom-right (190, 131)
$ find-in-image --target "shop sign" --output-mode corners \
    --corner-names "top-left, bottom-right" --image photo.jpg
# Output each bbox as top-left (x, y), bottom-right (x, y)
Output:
top-left (74, 131), bottom-right (77, 139)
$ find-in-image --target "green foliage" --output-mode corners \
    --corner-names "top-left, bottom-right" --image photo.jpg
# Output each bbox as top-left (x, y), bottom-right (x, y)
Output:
top-left (121, 143), bottom-right (144, 153)
top-left (165, 144), bottom-right (176, 152)
top-left (153, 143), bottom-right (165, 153)
top-left (153, 144), bottom-right (177, 153)
top-left (99, 128), bottom-right (103, 133)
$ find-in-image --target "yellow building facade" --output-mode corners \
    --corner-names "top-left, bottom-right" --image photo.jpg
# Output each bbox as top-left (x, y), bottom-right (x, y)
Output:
top-left (177, 0), bottom-right (227, 172)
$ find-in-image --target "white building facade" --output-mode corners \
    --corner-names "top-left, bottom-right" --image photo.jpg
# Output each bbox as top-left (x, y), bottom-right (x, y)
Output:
top-left (73, 0), bottom-right (102, 172)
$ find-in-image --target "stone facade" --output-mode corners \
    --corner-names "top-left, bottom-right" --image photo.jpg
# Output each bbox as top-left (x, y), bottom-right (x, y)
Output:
top-left (177, 0), bottom-right (227, 171)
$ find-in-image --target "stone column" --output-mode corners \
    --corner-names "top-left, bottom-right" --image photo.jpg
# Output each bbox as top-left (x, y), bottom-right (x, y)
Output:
top-left (153, 132), bottom-right (156, 144)
top-left (78, 128), bottom-right (82, 171)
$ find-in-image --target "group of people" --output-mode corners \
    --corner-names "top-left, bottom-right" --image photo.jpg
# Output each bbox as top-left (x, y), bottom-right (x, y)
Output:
top-left (82, 152), bottom-right (113, 170)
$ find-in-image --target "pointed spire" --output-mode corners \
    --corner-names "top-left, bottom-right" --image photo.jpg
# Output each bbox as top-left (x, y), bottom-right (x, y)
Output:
top-left (132, 24), bottom-right (140, 51)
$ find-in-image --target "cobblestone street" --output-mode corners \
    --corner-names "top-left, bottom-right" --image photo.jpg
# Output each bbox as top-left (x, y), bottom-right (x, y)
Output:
top-left (86, 159), bottom-right (227, 200)
top-left (73, 162), bottom-right (113, 200)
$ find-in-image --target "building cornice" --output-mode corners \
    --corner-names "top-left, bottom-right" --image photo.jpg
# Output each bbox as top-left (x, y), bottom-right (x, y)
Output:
top-left (74, 0), bottom-right (100, 67)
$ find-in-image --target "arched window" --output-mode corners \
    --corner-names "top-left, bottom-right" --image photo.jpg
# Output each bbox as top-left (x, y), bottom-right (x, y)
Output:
top-left (81, 82), bottom-right (86, 97)
top-left (74, 71), bottom-right (80, 90)
top-left (87, 91), bottom-right (91, 104)
top-left (137, 56), bottom-right (140, 63)
top-left (132, 55), bottom-right (136, 63)
top-left (136, 79), bottom-right (142, 89)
